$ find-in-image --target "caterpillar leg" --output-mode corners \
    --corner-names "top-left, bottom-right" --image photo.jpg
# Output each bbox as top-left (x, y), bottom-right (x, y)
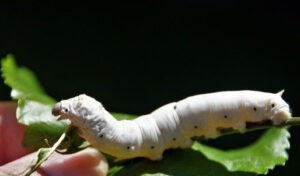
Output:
top-left (232, 121), bottom-right (246, 132)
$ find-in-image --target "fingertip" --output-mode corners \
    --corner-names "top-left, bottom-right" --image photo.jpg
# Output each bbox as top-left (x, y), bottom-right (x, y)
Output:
top-left (40, 148), bottom-right (108, 176)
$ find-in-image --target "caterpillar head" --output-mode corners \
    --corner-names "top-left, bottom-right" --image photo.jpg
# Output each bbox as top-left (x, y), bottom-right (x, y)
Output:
top-left (52, 94), bottom-right (106, 126)
top-left (267, 90), bottom-right (291, 125)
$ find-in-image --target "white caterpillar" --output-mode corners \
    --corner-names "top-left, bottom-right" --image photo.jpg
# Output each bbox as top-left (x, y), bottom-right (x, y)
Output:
top-left (52, 90), bottom-right (291, 160)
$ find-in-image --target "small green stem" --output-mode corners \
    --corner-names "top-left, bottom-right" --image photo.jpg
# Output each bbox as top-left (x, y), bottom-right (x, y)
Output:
top-left (280, 117), bottom-right (300, 126)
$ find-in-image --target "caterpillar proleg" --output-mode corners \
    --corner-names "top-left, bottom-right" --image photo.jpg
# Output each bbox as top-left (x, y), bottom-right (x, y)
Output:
top-left (52, 90), bottom-right (291, 160)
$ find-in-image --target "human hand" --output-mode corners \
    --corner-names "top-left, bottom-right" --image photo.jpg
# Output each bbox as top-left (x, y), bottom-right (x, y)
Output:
top-left (0, 102), bottom-right (108, 176)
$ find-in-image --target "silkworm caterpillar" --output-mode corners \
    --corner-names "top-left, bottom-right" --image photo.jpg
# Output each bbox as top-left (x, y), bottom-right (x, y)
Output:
top-left (52, 90), bottom-right (291, 160)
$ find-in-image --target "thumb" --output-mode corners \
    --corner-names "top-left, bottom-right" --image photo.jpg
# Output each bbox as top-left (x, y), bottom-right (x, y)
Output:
top-left (0, 102), bottom-right (32, 165)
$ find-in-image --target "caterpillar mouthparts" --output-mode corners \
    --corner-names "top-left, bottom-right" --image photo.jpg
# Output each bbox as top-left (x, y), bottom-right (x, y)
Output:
top-left (52, 102), bottom-right (61, 116)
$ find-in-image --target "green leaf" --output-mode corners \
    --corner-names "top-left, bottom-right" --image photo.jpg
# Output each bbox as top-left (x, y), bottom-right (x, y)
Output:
top-left (192, 128), bottom-right (290, 175)
top-left (112, 112), bottom-right (137, 120)
top-left (1, 54), bottom-right (55, 104)
top-left (22, 121), bottom-right (69, 150)
top-left (16, 99), bottom-right (57, 125)
top-left (1, 55), bottom-right (71, 150)
top-left (109, 149), bottom-right (254, 176)
top-left (110, 128), bottom-right (290, 175)
top-left (18, 99), bottom-right (72, 149)
top-left (24, 133), bottom-right (66, 176)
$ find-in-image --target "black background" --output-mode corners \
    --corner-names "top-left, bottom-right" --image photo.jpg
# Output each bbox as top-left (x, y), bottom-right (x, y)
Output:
top-left (0, 1), bottom-right (299, 175)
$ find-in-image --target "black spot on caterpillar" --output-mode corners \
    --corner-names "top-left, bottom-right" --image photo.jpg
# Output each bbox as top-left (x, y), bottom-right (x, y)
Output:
top-left (52, 90), bottom-right (291, 160)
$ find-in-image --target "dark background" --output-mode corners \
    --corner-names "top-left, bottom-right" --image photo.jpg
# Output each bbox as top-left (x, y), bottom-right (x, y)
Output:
top-left (0, 1), bottom-right (299, 175)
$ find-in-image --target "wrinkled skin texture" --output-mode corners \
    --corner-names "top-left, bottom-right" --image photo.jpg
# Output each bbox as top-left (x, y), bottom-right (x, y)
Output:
top-left (0, 102), bottom-right (108, 176)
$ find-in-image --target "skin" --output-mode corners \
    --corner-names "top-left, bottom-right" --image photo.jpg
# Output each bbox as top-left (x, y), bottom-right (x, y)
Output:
top-left (0, 102), bottom-right (108, 176)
